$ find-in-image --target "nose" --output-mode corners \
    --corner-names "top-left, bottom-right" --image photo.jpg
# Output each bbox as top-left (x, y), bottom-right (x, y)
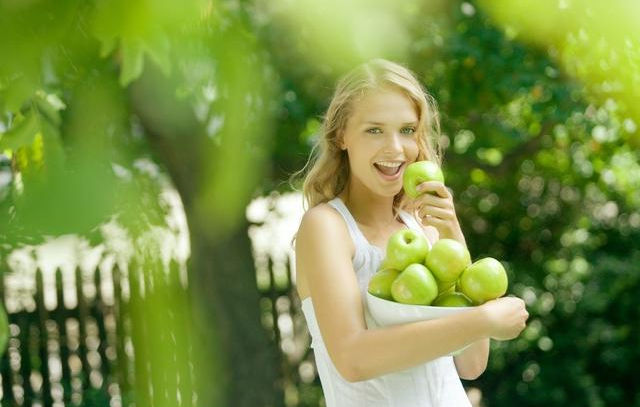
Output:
top-left (384, 131), bottom-right (403, 151)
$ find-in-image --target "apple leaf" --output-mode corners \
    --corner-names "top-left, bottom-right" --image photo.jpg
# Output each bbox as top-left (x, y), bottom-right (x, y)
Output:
top-left (120, 38), bottom-right (145, 87)
top-left (0, 110), bottom-right (39, 151)
top-left (0, 75), bottom-right (39, 113)
top-left (144, 33), bottom-right (171, 76)
top-left (33, 91), bottom-right (65, 127)
top-left (99, 35), bottom-right (118, 58)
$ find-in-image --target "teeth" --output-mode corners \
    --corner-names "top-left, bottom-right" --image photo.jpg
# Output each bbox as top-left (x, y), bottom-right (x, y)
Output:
top-left (376, 161), bottom-right (403, 168)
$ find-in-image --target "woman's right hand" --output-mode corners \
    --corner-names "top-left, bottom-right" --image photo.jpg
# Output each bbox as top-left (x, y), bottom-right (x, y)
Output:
top-left (480, 296), bottom-right (529, 340)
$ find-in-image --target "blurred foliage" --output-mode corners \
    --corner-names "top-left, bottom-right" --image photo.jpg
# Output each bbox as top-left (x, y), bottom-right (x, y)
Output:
top-left (0, 0), bottom-right (275, 245)
top-left (1, 0), bottom-right (639, 406)
top-left (0, 0), bottom-right (277, 405)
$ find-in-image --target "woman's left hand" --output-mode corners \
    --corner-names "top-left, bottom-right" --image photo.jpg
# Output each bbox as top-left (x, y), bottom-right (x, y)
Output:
top-left (409, 181), bottom-right (466, 245)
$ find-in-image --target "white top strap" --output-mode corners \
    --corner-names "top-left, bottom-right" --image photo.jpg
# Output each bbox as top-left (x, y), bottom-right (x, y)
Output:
top-left (328, 197), bottom-right (430, 250)
top-left (327, 197), bottom-right (370, 248)
top-left (397, 209), bottom-right (418, 230)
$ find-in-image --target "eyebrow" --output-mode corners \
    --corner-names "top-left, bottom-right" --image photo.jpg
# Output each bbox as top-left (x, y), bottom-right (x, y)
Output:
top-left (363, 121), bottom-right (418, 126)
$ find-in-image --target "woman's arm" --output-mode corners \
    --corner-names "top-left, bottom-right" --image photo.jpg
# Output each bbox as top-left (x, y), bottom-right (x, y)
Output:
top-left (453, 339), bottom-right (489, 380)
top-left (296, 205), bottom-right (527, 382)
top-left (410, 181), bottom-right (491, 379)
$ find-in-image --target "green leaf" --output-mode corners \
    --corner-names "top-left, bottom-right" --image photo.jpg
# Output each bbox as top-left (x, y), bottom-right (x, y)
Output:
top-left (144, 33), bottom-right (171, 76)
top-left (34, 91), bottom-right (64, 127)
top-left (99, 35), bottom-right (118, 58)
top-left (0, 110), bottom-right (39, 151)
top-left (1, 76), bottom-right (38, 113)
top-left (120, 38), bottom-right (145, 86)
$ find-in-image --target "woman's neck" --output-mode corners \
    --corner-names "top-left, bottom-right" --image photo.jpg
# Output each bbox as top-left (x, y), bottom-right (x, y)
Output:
top-left (339, 183), bottom-right (399, 230)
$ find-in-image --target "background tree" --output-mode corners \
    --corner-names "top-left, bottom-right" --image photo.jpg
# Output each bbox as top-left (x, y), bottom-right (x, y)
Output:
top-left (1, 1), bottom-right (281, 405)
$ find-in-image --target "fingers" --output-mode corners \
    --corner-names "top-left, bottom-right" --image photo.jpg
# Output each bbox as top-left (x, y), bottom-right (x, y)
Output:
top-left (416, 181), bottom-right (450, 199)
top-left (418, 205), bottom-right (454, 221)
top-left (413, 187), bottom-right (456, 224)
top-left (486, 296), bottom-right (529, 340)
top-left (415, 191), bottom-right (452, 209)
top-left (423, 217), bottom-right (448, 228)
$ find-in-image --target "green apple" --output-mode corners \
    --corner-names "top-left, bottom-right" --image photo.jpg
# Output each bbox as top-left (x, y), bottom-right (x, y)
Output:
top-left (458, 257), bottom-right (508, 305)
top-left (378, 257), bottom-right (394, 272)
top-left (368, 269), bottom-right (401, 300)
top-left (385, 228), bottom-right (430, 271)
top-left (433, 292), bottom-right (473, 307)
top-left (424, 239), bottom-right (471, 284)
top-left (437, 280), bottom-right (456, 295)
top-left (403, 160), bottom-right (445, 199)
top-left (391, 264), bottom-right (438, 305)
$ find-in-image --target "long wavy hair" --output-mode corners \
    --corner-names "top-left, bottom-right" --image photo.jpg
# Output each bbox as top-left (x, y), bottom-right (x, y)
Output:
top-left (291, 59), bottom-right (443, 213)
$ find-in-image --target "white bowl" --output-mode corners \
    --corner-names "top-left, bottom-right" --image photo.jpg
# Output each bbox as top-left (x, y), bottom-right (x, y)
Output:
top-left (366, 292), bottom-right (477, 356)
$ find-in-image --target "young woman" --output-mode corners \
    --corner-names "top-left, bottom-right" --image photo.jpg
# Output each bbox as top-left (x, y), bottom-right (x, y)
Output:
top-left (293, 59), bottom-right (529, 406)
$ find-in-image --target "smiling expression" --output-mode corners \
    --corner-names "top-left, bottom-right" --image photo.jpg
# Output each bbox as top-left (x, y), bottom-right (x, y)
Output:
top-left (340, 87), bottom-right (421, 197)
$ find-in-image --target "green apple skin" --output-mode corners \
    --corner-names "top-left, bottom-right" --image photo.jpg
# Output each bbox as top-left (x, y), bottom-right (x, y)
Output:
top-left (437, 280), bottom-right (456, 295)
top-left (403, 161), bottom-right (445, 199)
top-left (391, 264), bottom-right (439, 305)
top-left (433, 292), bottom-right (473, 307)
top-left (368, 269), bottom-right (401, 300)
top-left (378, 257), bottom-right (395, 272)
top-left (385, 229), bottom-right (430, 271)
top-left (424, 239), bottom-right (471, 284)
top-left (458, 257), bottom-right (508, 305)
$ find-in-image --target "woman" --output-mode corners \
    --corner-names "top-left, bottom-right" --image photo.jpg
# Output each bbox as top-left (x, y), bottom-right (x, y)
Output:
top-left (293, 59), bottom-right (528, 406)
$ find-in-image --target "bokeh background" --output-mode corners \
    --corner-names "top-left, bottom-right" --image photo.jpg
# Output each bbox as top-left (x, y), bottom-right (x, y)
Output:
top-left (0, 0), bottom-right (639, 406)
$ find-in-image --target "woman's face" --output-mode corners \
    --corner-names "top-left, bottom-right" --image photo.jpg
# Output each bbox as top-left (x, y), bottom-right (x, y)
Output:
top-left (340, 87), bottom-right (421, 198)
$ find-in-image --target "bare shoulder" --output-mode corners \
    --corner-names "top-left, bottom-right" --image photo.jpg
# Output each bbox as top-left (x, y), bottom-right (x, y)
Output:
top-left (296, 203), bottom-right (355, 257)
top-left (300, 203), bottom-right (343, 228)
top-left (295, 203), bottom-right (355, 299)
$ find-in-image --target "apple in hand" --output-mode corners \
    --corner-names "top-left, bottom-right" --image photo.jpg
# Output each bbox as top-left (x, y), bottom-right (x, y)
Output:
top-left (391, 264), bottom-right (438, 305)
top-left (432, 292), bottom-right (473, 307)
top-left (385, 229), bottom-right (430, 271)
top-left (458, 257), bottom-right (508, 304)
top-left (403, 160), bottom-right (445, 199)
top-left (424, 239), bottom-right (471, 284)
top-left (368, 269), bottom-right (401, 301)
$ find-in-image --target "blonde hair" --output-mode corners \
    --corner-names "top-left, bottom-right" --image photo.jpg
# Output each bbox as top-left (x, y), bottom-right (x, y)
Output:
top-left (291, 58), bottom-right (443, 213)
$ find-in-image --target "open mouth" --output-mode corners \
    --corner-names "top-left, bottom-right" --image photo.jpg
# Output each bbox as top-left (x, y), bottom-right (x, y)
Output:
top-left (374, 161), bottom-right (405, 178)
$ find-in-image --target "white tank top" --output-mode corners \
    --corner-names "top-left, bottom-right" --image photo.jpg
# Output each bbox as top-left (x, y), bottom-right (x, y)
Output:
top-left (300, 197), bottom-right (472, 407)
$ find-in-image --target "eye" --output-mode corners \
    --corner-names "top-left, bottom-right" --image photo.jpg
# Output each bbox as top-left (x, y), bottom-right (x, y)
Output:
top-left (366, 127), bottom-right (383, 134)
top-left (400, 127), bottom-right (416, 135)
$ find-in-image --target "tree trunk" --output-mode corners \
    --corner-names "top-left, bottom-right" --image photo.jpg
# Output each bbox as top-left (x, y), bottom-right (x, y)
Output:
top-left (130, 58), bottom-right (283, 406)
top-left (188, 218), bottom-right (284, 407)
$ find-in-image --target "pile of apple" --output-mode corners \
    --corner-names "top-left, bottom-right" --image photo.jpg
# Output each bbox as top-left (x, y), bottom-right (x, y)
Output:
top-left (367, 161), bottom-right (508, 307)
